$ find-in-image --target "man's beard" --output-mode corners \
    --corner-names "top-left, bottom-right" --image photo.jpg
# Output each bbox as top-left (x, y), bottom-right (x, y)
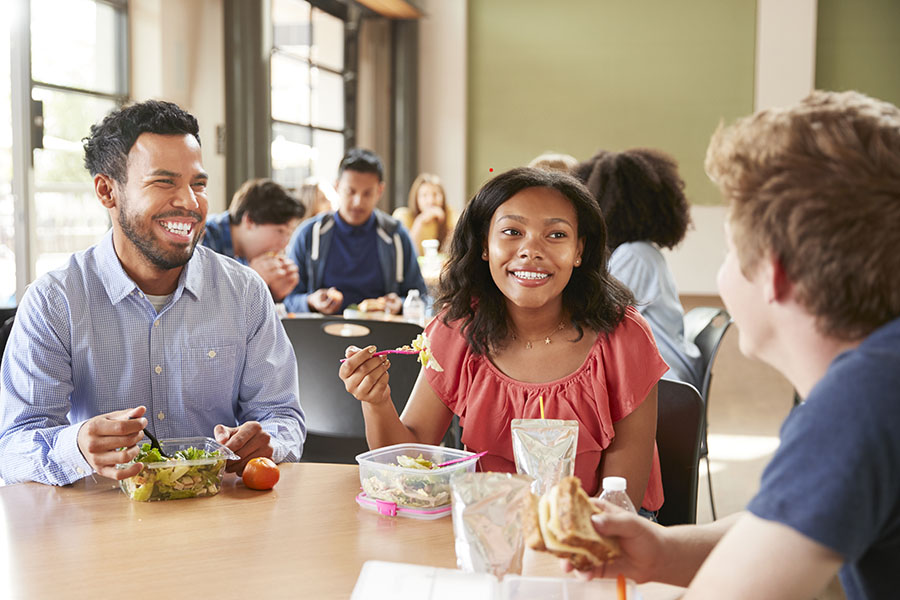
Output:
top-left (118, 202), bottom-right (205, 271)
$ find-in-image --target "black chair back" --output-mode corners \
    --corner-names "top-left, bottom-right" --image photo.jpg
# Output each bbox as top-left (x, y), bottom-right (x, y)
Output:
top-left (683, 307), bottom-right (732, 409)
top-left (0, 307), bottom-right (16, 324)
top-left (0, 312), bottom-right (15, 367)
top-left (682, 306), bottom-right (732, 520)
top-left (655, 379), bottom-right (704, 526)
top-left (281, 317), bottom-right (424, 463)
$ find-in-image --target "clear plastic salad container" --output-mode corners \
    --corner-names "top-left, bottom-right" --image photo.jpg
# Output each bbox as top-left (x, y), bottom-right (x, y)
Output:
top-left (355, 443), bottom-right (479, 511)
top-left (118, 436), bottom-right (239, 502)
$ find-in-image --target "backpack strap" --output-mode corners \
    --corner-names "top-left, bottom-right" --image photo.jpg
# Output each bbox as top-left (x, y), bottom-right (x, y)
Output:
top-left (311, 213), bottom-right (335, 262)
top-left (374, 211), bottom-right (404, 284)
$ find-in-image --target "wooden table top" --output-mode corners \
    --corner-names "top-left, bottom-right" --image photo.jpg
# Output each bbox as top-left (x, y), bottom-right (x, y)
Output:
top-left (0, 463), bottom-right (684, 599)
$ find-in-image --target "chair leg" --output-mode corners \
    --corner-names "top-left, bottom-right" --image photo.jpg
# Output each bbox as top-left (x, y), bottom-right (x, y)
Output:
top-left (705, 455), bottom-right (717, 520)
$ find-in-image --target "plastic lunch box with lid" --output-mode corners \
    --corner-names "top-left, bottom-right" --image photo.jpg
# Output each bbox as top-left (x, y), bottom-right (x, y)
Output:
top-left (118, 436), bottom-right (239, 502)
top-left (355, 443), bottom-right (479, 519)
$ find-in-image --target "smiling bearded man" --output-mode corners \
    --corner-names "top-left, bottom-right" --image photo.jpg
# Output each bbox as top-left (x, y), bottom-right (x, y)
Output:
top-left (0, 100), bottom-right (306, 487)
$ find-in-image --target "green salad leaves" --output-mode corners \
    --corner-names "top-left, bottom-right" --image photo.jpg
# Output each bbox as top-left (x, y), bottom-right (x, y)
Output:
top-left (120, 443), bottom-right (227, 502)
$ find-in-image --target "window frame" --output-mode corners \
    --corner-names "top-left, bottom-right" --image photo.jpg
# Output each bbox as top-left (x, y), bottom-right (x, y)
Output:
top-left (269, 0), bottom-right (351, 187)
top-left (8, 0), bottom-right (129, 302)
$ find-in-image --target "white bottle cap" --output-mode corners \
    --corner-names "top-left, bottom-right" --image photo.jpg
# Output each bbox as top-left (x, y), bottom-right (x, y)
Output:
top-left (602, 476), bottom-right (627, 492)
top-left (407, 289), bottom-right (420, 298)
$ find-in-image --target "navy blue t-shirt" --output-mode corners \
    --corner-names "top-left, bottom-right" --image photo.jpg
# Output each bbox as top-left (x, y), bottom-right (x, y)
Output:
top-left (321, 212), bottom-right (384, 310)
top-left (747, 317), bottom-right (900, 599)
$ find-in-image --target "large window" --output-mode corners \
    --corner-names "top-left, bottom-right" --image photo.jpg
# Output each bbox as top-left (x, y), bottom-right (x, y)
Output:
top-left (270, 0), bottom-right (346, 188)
top-left (1, 12), bottom-right (15, 304)
top-left (30, 0), bottom-right (127, 278)
top-left (4, 0), bottom-right (127, 303)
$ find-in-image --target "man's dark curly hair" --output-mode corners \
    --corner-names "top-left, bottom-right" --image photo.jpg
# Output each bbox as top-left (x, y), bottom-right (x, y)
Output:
top-left (338, 148), bottom-right (384, 182)
top-left (436, 167), bottom-right (634, 355)
top-left (572, 148), bottom-right (691, 251)
top-left (83, 99), bottom-right (201, 185)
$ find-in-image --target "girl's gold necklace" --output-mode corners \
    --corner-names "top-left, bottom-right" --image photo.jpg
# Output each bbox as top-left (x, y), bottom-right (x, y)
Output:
top-left (511, 321), bottom-right (567, 349)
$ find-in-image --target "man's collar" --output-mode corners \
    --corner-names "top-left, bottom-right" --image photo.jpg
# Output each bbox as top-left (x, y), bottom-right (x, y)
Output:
top-left (180, 247), bottom-right (204, 300)
top-left (96, 229), bottom-right (204, 304)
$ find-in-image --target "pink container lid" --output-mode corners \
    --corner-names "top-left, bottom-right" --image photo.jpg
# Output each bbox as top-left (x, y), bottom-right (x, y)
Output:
top-left (356, 492), bottom-right (452, 520)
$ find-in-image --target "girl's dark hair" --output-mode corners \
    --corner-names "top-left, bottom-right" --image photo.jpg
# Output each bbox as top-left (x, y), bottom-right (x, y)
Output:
top-left (436, 167), bottom-right (634, 355)
top-left (572, 148), bottom-right (691, 251)
top-left (83, 99), bottom-right (201, 185)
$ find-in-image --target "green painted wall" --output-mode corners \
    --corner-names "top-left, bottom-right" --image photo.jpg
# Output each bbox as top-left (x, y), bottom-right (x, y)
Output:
top-left (816, 0), bottom-right (900, 107)
top-left (467, 0), bottom-right (756, 205)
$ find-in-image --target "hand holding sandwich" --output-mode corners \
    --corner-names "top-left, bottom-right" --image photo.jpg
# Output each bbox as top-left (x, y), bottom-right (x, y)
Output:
top-left (562, 500), bottom-right (741, 588)
top-left (559, 499), bottom-right (666, 582)
top-left (529, 476), bottom-right (709, 587)
top-left (525, 477), bottom-right (622, 571)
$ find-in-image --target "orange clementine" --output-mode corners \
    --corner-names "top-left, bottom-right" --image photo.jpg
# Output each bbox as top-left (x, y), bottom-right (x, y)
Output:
top-left (242, 457), bottom-right (280, 490)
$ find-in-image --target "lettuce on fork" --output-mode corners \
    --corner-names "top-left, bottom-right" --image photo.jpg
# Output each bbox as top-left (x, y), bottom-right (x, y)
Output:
top-left (411, 333), bottom-right (443, 372)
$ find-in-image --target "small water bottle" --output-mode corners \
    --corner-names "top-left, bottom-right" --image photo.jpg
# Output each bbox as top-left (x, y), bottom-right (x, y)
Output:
top-left (597, 476), bottom-right (636, 513)
top-left (420, 238), bottom-right (442, 281)
top-left (403, 289), bottom-right (425, 327)
top-left (421, 238), bottom-right (440, 259)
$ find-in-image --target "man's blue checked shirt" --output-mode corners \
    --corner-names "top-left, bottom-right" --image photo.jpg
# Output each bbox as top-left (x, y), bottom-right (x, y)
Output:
top-left (0, 231), bottom-right (305, 485)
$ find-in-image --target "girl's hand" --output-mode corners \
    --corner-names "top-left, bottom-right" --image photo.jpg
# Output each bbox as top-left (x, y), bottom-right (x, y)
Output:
top-left (418, 205), bottom-right (445, 225)
top-left (339, 345), bottom-right (393, 407)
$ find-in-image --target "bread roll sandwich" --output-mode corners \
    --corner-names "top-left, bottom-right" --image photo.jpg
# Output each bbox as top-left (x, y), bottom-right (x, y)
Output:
top-left (524, 476), bottom-right (620, 570)
top-left (358, 297), bottom-right (387, 312)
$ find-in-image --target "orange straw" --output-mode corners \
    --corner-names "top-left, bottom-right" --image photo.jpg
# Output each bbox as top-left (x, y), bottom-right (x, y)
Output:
top-left (617, 573), bottom-right (626, 600)
top-left (539, 395), bottom-right (545, 419)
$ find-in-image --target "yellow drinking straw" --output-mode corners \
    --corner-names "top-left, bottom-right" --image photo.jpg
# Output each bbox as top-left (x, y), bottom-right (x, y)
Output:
top-left (539, 395), bottom-right (545, 419)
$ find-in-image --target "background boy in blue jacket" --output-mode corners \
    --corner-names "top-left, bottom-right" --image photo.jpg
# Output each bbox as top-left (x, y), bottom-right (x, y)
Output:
top-left (283, 148), bottom-right (427, 315)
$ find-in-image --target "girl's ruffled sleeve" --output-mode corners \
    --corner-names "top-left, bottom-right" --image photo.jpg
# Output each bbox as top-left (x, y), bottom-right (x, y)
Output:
top-left (602, 306), bottom-right (669, 422)
top-left (422, 317), bottom-right (472, 413)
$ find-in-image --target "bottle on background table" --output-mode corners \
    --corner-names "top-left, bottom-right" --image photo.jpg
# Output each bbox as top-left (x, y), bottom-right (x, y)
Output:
top-left (403, 289), bottom-right (425, 327)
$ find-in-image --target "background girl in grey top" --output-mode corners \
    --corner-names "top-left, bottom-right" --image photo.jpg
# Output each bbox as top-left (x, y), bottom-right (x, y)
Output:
top-left (574, 148), bottom-right (702, 388)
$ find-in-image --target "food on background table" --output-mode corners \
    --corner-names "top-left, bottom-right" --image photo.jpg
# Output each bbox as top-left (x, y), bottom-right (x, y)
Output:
top-left (241, 457), bottom-right (281, 490)
top-left (525, 476), bottom-right (620, 571)
top-left (358, 297), bottom-right (387, 312)
top-left (120, 443), bottom-right (227, 502)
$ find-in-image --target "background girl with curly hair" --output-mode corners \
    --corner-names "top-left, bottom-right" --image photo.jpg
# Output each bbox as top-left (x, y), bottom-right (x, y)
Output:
top-left (573, 149), bottom-right (702, 388)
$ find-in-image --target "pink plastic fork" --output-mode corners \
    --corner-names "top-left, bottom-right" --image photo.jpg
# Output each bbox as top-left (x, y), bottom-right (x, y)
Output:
top-left (339, 348), bottom-right (420, 363)
top-left (434, 451), bottom-right (488, 468)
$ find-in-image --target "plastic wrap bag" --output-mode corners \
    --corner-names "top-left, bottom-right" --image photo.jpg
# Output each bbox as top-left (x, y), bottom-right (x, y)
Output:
top-left (450, 472), bottom-right (533, 579)
top-left (510, 418), bottom-right (578, 496)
